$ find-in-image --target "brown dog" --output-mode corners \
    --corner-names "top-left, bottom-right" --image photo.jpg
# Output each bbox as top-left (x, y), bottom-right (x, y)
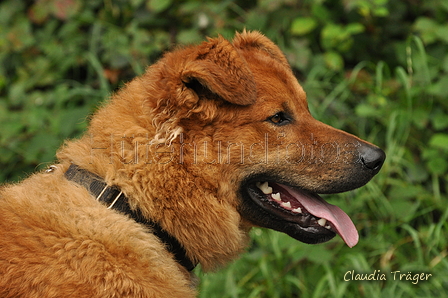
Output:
top-left (0, 31), bottom-right (385, 297)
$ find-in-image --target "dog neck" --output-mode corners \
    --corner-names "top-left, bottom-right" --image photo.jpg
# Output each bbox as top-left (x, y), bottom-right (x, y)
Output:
top-left (64, 164), bottom-right (197, 272)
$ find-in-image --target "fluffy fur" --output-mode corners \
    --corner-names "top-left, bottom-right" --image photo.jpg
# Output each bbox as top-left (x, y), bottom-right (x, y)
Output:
top-left (0, 31), bottom-right (384, 297)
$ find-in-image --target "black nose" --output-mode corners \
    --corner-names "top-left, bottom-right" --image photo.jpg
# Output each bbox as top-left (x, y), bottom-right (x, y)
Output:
top-left (358, 145), bottom-right (386, 174)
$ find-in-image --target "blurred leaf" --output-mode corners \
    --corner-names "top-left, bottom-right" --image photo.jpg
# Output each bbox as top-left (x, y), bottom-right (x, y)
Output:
top-left (291, 17), bottom-right (317, 36)
top-left (355, 103), bottom-right (377, 117)
top-left (429, 133), bottom-right (448, 150)
top-left (432, 111), bottom-right (448, 130)
top-left (345, 23), bottom-right (364, 35)
top-left (374, 6), bottom-right (389, 17)
top-left (321, 24), bottom-right (343, 49)
top-left (414, 17), bottom-right (439, 44)
top-left (324, 51), bottom-right (344, 70)
top-left (311, 3), bottom-right (330, 22)
top-left (321, 24), bottom-right (356, 52)
top-left (147, 0), bottom-right (172, 13)
top-left (426, 156), bottom-right (448, 175)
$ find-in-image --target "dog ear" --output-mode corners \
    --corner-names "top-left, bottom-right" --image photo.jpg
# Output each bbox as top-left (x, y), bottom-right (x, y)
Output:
top-left (232, 30), bottom-right (290, 69)
top-left (180, 36), bottom-right (257, 106)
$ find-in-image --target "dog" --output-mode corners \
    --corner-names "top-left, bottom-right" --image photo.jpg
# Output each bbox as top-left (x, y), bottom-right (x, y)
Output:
top-left (0, 31), bottom-right (385, 297)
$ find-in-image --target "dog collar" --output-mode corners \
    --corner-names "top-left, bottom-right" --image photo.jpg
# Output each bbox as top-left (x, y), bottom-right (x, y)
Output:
top-left (64, 164), bottom-right (197, 272)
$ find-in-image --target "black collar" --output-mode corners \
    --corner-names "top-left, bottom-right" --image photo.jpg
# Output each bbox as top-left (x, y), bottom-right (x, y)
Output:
top-left (64, 164), bottom-right (196, 272)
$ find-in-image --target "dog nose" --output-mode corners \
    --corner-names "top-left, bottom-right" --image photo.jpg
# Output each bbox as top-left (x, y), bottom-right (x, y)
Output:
top-left (358, 145), bottom-right (386, 174)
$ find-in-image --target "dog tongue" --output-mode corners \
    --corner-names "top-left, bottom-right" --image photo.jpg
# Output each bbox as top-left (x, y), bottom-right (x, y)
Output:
top-left (281, 185), bottom-right (359, 248)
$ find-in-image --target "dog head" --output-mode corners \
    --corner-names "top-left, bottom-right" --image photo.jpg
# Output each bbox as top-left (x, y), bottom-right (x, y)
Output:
top-left (142, 31), bottom-right (385, 250)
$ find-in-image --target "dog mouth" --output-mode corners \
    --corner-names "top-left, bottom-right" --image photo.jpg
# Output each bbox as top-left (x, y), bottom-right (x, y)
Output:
top-left (243, 181), bottom-right (359, 248)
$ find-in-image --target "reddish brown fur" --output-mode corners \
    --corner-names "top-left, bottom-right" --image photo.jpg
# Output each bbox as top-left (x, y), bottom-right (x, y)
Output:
top-left (0, 31), bottom-right (381, 297)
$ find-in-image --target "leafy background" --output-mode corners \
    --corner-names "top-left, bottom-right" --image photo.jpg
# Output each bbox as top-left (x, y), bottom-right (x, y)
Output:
top-left (1, 0), bottom-right (447, 297)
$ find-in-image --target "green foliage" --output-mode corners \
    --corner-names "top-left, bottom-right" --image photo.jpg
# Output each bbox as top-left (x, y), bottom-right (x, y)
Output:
top-left (1, 0), bottom-right (447, 297)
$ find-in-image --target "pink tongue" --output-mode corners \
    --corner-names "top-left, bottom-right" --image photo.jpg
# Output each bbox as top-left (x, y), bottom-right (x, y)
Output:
top-left (282, 185), bottom-right (359, 248)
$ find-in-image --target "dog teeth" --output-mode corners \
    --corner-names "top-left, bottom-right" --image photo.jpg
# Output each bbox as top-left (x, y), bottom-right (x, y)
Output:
top-left (256, 182), bottom-right (273, 195)
top-left (271, 193), bottom-right (281, 202)
top-left (325, 225), bottom-right (331, 230)
top-left (292, 207), bottom-right (302, 213)
top-left (317, 218), bottom-right (327, 227)
top-left (280, 201), bottom-right (291, 209)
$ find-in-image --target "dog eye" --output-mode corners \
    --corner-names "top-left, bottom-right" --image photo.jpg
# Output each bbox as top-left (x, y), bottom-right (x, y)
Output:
top-left (268, 112), bottom-right (290, 126)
